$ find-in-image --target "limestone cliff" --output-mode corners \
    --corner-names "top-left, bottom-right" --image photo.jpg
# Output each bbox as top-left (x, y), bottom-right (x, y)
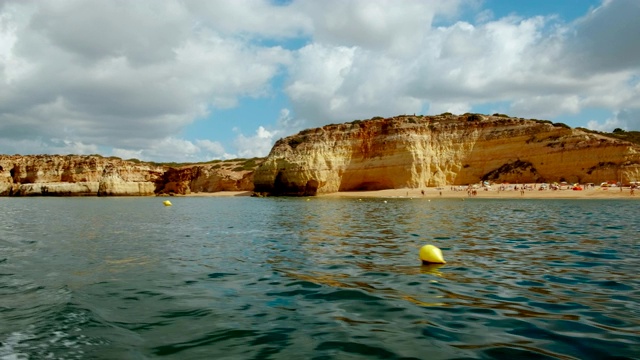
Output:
top-left (0, 155), bottom-right (164, 196)
top-left (155, 159), bottom-right (261, 195)
top-left (0, 155), bottom-right (261, 197)
top-left (254, 114), bottom-right (640, 195)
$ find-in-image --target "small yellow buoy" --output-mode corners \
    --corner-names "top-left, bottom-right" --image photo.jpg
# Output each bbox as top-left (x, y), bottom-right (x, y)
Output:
top-left (163, 200), bottom-right (172, 206)
top-left (419, 244), bottom-right (446, 264)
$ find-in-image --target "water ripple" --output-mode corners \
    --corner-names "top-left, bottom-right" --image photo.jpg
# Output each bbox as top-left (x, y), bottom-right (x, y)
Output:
top-left (0, 198), bottom-right (639, 359)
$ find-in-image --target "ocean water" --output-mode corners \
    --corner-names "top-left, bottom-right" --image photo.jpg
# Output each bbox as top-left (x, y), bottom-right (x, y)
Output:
top-left (0, 197), bottom-right (638, 359)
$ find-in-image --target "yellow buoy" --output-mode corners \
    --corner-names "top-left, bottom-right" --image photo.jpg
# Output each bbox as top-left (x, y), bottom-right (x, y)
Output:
top-left (419, 244), bottom-right (445, 264)
top-left (163, 200), bottom-right (172, 206)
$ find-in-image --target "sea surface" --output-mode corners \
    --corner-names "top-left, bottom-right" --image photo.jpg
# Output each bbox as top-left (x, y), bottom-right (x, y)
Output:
top-left (0, 197), bottom-right (639, 359)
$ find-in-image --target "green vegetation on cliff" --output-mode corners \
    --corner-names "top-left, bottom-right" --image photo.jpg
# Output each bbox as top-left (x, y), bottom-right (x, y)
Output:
top-left (604, 129), bottom-right (640, 146)
top-left (576, 127), bottom-right (640, 146)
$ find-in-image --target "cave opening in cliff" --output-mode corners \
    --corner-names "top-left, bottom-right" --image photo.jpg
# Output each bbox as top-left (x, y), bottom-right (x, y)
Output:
top-left (304, 179), bottom-right (318, 196)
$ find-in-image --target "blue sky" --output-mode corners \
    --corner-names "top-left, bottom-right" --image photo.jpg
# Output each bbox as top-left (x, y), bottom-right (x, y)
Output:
top-left (1, 0), bottom-right (638, 162)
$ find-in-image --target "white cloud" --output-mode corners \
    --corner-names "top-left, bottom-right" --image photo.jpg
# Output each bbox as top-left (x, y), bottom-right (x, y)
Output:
top-left (0, 137), bottom-right (98, 156)
top-left (111, 148), bottom-right (143, 161)
top-left (234, 126), bottom-right (278, 158)
top-left (511, 95), bottom-right (582, 119)
top-left (618, 108), bottom-right (640, 130)
top-left (286, 0), bottom-right (640, 132)
top-left (1, 0), bottom-right (640, 162)
top-left (588, 108), bottom-right (640, 132)
top-left (195, 139), bottom-right (225, 156)
top-left (428, 102), bottom-right (471, 116)
top-left (111, 137), bottom-right (230, 163)
top-left (295, 0), bottom-right (462, 54)
top-left (284, 10), bottom-right (564, 126)
top-left (286, 44), bottom-right (424, 125)
top-left (231, 108), bottom-right (309, 158)
top-left (0, 6), bottom-right (34, 84)
top-left (587, 116), bottom-right (623, 132)
top-left (51, 139), bottom-right (99, 155)
top-left (566, 0), bottom-right (640, 73)
top-left (0, 0), bottom-right (290, 159)
top-left (183, 0), bottom-right (312, 39)
top-left (28, 1), bottom-right (191, 65)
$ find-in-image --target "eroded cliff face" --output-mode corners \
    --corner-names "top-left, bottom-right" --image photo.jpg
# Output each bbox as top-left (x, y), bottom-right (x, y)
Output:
top-left (0, 155), bottom-right (164, 196)
top-left (155, 159), bottom-right (260, 195)
top-left (254, 114), bottom-right (640, 195)
top-left (0, 155), bottom-right (262, 196)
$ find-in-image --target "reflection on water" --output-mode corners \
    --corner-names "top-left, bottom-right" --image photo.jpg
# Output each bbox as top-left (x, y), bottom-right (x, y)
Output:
top-left (1, 197), bottom-right (639, 359)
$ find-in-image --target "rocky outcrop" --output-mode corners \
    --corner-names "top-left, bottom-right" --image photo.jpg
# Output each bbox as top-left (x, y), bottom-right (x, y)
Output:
top-left (155, 159), bottom-right (261, 195)
top-left (4, 115), bottom-right (639, 197)
top-left (0, 155), bottom-right (262, 197)
top-left (254, 114), bottom-right (640, 195)
top-left (0, 155), bottom-right (164, 196)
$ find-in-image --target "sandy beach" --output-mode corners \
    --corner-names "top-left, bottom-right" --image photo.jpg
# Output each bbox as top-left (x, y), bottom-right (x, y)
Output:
top-left (185, 191), bottom-right (254, 197)
top-left (183, 186), bottom-right (637, 199)
top-left (319, 186), bottom-right (637, 199)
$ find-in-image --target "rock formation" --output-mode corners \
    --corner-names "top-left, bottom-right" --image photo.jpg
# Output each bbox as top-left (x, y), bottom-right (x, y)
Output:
top-left (0, 155), bottom-right (261, 196)
top-left (254, 114), bottom-right (640, 195)
top-left (0, 155), bottom-right (164, 196)
top-left (3, 115), bottom-right (639, 197)
top-left (154, 159), bottom-right (260, 195)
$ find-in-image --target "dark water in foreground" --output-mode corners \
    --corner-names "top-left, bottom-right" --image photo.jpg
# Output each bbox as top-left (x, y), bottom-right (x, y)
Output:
top-left (0, 197), bottom-right (639, 359)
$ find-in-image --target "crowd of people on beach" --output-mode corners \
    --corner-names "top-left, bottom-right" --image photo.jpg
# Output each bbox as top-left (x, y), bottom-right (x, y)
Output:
top-left (430, 181), bottom-right (639, 197)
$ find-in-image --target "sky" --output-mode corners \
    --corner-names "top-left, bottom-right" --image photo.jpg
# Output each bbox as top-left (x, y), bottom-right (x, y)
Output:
top-left (1, 0), bottom-right (639, 162)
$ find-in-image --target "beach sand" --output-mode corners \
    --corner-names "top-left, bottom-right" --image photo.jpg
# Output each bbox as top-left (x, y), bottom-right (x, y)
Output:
top-left (319, 186), bottom-right (637, 199)
top-left (183, 186), bottom-right (637, 199)
top-left (186, 191), bottom-right (254, 197)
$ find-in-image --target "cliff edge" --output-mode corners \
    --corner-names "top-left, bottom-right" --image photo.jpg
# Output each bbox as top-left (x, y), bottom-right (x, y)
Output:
top-left (154, 158), bottom-right (261, 195)
top-left (254, 114), bottom-right (640, 195)
top-left (0, 155), bottom-right (261, 196)
top-left (0, 155), bottom-right (165, 196)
